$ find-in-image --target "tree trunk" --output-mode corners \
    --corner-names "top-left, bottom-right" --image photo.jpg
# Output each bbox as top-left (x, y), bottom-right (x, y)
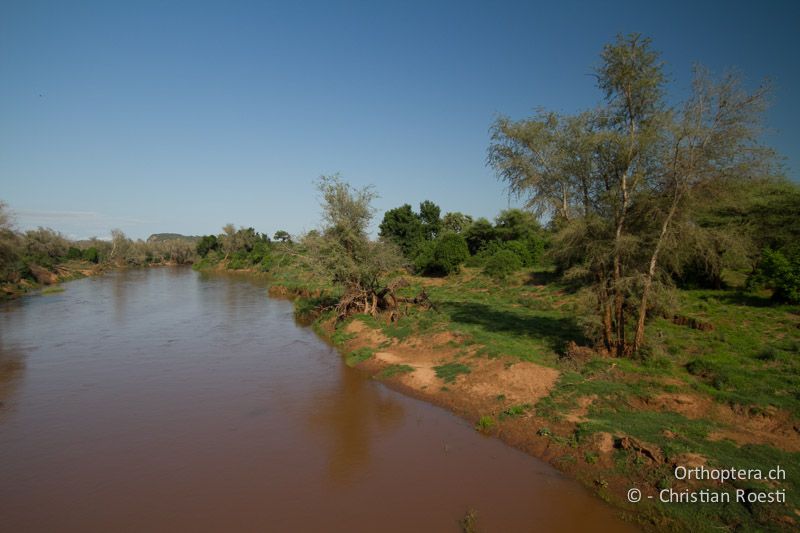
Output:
top-left (633, 195), bottom-right (679, 352)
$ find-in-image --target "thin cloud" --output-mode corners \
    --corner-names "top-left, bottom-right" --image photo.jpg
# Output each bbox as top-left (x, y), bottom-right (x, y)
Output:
top-left (12, 209), bottom-right (152, 226)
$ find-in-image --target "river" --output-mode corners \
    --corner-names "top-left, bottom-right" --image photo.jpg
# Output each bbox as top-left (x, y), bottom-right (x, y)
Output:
top-left (0, 267), bottom-right (635, 532)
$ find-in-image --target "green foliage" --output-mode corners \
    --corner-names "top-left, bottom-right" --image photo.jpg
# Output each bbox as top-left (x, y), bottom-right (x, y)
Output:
top-left (196, 235), bottom-right (219, 257)
top-left (23, 227), bottom-right (69, 267)
top-left (434, 362), bottom-right (471, 383)
top-left (273, 230), bottom-right (291, 243)
top-left (377, 364), bottom-right (414, 379)
top-left (345, 347), bottom-right (374, 367)
top-left (419, 200), bottom-right (441, 240)
top-left (749, 247), bottom-right (800, 304)
top-left (65, 247), bottom-right (82, 260)
top-left (380, 204), bottom-right (424, 256)
top-left (415, 233), bottom-right (469, 276)
top-left (441, 212), bottom-right (473, 234)
top-left (475, 415), bottom-right (495, 432)
top-left (305, 175), bottom-right (405, 300)
top-left (463, 217), bottom-right (497, 255)
top-left (499, 403), bottom-right (532, 420)
top-left (82, 247), bottom-right (100, 264)
top-left (483, 249), bottom-right (522, 280)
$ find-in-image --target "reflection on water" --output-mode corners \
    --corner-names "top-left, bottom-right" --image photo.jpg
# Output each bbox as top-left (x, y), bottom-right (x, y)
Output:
top-left (310, 362), bottom-right (405, 483)
top-left (0, 346), bottom-right (25, 420)
top-left (0, 267), bottom-right (636, 532)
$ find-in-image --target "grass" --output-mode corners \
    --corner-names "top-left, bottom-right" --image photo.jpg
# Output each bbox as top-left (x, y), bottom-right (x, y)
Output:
top-left (434, 362), bottom-right (471, 383)
top-left (499, 403), bottom-right (532, 420)
top-left (475, 415), bottom-right (495, 432)
top-left (345, 347), bottom-right (373, 367)
top-left (376, 364), bottom-right (414, 379)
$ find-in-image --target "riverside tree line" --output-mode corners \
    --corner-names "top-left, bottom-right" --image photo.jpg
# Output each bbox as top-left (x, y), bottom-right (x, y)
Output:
top-left (294, 34), bottom-right (800, 358)
top-left (1, 34), bottom-right (797, 359)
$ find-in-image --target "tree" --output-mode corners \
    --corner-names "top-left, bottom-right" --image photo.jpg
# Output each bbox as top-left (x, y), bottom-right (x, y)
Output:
top-left (196, 235), bottom-right (219, 257)
top-left (414, 233), bottom-right (469, 275)
top-left (494, 209), bottom-right (542, 241)
top-left (442, 212), bottom-right (473, 234)
top-left (273, 230), bottom-right (292, 243)
top-left (379, 204), bottom-right (424, 256)
top-left (463, 217), bottom-right (497, 255)
top-left (489, 34), bottom-right (777, 355)
top-left (419, 200), bottom-right (442, 240)
top-left (304, 175), bottom-right (408, 319)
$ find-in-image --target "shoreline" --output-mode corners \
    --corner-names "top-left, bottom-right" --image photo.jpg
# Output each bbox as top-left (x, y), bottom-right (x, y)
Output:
top-left (264, 273), bottom-right (800, 532)
top-left (266, 282), bottom-right (648, 529)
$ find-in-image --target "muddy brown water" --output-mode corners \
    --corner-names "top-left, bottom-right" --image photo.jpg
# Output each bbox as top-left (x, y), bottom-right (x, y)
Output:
top-left (0, 268), bottom-right (636, 532)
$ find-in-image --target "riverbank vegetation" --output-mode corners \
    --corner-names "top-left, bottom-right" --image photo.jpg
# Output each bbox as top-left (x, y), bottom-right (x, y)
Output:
top-left (3, 32), bottom-right (798, 531)
top-left (256, 35), bottom-right (799, 532)
top-left (0, 202), bottom-right (198, 298)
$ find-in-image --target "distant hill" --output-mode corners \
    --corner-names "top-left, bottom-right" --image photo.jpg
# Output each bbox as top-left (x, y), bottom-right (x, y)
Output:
top-left (146, 233), bottom-right (201, 243)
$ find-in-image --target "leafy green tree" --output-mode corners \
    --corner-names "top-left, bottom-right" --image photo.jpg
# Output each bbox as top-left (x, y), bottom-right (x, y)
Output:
top-left (419, 200), bottom-right (442, 240)
top-left (196, 235), bottom-right (219, 257)
top-left (463, 217), bottom-right (497, 255)
top-left (379, 204), bottom-right (423, 255)
top-left (494, 209), bottom-right (541, 241)
top-left (273, 230), bottom-right (291, 243)
top-left (489, 34), bottom-right (777, 355)
top-left (442, 212), bottom-right (473, 234)
top-left (415, 233), bottom-right (469, 275)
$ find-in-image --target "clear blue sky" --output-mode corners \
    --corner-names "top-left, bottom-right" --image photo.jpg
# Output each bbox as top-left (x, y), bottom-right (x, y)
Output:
top-left (2, 0), bottom-right (798, 240)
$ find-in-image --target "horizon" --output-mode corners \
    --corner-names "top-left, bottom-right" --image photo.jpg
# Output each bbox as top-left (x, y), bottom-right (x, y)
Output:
top-left (2, 0), bottom-right (799, 240)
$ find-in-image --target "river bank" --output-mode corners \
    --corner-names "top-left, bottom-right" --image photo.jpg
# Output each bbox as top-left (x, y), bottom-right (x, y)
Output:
top-left (1, 267), bottom-right (637, 532)
top-left (261, 263), bottom-right (800, 532)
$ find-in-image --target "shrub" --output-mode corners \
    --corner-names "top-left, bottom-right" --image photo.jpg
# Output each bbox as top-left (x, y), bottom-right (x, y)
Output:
top-left (749, 247), bottom-right (800, 304)
top-left (82, 247), bottom-right (100, 263)
top-left (196, 235), bottom-right (219, 258)
top-left (432, 233), bottom-right (469, 274)
top-left (503, 240), bottom-right (532, 267)
top-left (414, 233), bottom-right (469, 275)
top-left (65, 247), bottom-right (82, 260)
top-left (483, 249), bottom-right (522, 280)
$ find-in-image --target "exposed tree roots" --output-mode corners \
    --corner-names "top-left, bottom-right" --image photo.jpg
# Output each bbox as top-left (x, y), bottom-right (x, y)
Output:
top-left (332, 278), bottom-right (434, 322)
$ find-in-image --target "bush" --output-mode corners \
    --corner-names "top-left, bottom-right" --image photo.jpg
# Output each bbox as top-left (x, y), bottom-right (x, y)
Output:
top-left (65, 247), bottom-right (83, 260)
top-left (414, 233), bottom-right (469, 275)
top-left (433, 233), bottom-right (469, 274)
top-left (196, 235), bottom-right (219, 257)
top-left (82, 247), bottom-right (100, 263)
top-left (503, 240), bottom-right (532, 267)
top-left (749, 247), bottom-right (800, 304)
top-left (483, 249), bottom-right (522, 280)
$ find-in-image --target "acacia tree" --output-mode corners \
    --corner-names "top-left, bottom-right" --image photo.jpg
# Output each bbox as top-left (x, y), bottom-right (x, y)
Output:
top-left (304, 174), bottom-right (410, 319)
top-left (489, 34), bottom-right (776, 355)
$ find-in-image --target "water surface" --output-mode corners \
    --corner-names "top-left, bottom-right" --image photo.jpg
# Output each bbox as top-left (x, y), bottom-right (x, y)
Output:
top-left (0, 268), bottom-right (634, 532)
